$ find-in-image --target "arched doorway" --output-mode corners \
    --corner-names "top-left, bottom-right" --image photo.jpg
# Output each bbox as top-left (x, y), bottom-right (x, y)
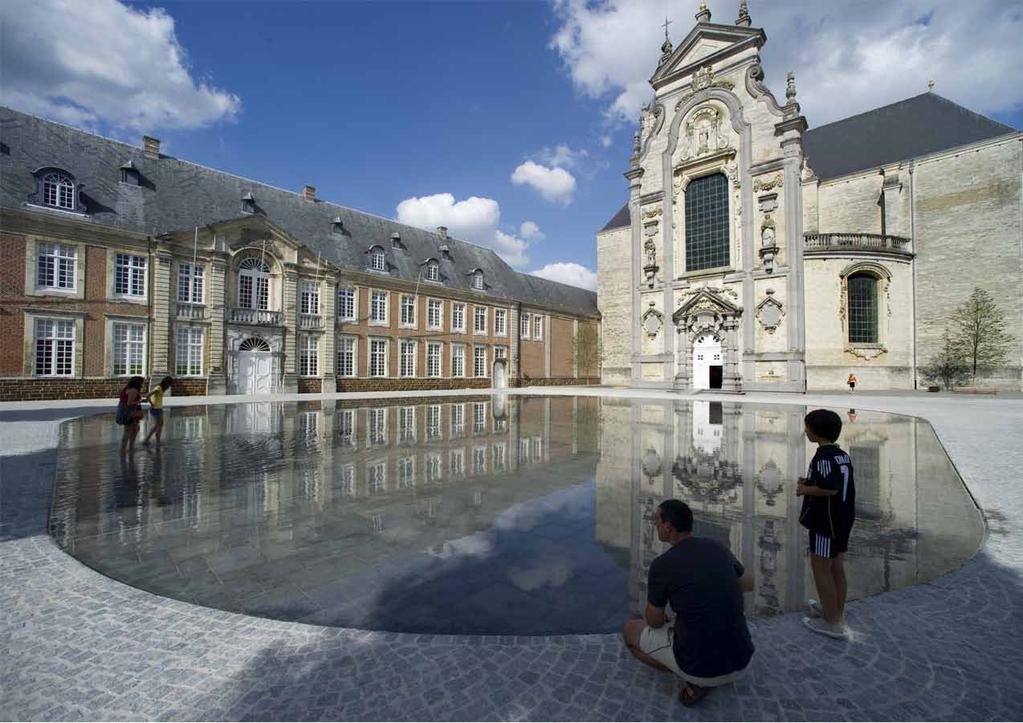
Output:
top-left (237, 337), bottom-right (275, 395)
top-left (692, 333), bottom-right (723, 390)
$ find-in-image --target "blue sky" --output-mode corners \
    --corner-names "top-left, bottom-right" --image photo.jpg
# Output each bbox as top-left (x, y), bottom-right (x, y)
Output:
top-left (2, 0), bottom-right (1021, 289)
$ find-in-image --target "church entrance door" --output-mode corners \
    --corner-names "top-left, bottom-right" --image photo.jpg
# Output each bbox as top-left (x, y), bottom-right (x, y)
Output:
top-left (692, 333), bottom-right (723, 390)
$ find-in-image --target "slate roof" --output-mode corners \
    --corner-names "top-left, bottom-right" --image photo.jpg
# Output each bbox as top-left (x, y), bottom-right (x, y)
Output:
top-left (0, 107), bottom-right (597, 317)
top-left (599, 93), bottom-right (1018, 231)
top-left (803, 93), bottom-right (1017, 180)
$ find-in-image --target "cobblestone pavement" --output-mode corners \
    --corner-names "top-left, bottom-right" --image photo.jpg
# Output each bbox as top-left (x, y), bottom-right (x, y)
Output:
top-left (2, 389), bottom-right (1022, 721)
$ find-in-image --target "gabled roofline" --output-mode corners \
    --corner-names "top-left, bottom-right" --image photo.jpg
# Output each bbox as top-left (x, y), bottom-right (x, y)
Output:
top-left (650, 22), bottom-right (765, 88)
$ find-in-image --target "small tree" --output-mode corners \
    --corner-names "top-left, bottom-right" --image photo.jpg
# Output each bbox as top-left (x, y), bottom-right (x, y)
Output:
top-left (949, 288), bottom-right (1014, 383)
top-left (573, 324), bottom-right (601, 379)
top-left (922, 331), bottom-right (970, 390)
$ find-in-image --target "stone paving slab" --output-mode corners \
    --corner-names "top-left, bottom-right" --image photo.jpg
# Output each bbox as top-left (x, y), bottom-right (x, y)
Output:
top-left (2, 388), bottom-right (1023, 721)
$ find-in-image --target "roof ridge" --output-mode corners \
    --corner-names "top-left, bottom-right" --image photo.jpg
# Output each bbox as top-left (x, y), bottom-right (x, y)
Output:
top-left (807, 92), bottom-right (1017, 134)
top-left (518, 269), bottom-right (594, 294)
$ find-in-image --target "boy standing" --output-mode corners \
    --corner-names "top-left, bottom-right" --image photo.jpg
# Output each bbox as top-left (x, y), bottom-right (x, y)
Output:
top-left (797, 409), bottom-right (856, 639)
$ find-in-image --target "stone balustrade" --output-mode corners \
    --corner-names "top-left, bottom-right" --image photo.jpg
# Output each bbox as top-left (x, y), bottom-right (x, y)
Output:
top-left (175, 303), bottom-right (207, 320)
top-left (804, 233), bottom-right (912, 255)
top-left (298, 313), bottom-right (323, 330)
top-left (229, 308), bottom-right (283, 326)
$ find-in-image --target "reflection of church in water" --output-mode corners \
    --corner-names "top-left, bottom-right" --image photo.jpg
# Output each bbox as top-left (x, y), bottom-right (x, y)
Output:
top-left (595, 398), bottom-right (965, 618)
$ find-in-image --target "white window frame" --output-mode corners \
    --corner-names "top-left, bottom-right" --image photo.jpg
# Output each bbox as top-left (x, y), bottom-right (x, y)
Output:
top-left (450, 343), bottom-right (465, 378)
top-left (450, 403), bottom-right (465, 438)
top-left (337, 335), bottom-right (357, 377)
top-left (36, 243), bottom-right (77, 292)
top-left (176, 262), bottom-right (205, 304)
top-left (494, 308), bottom-right (507, 337)
top-left (520, 312), bottom-right (531, 340)
top-left (369, 246), bottom-right (386, 272)
top-left (338, 409), bottom-right (356, 447)
top-left (399, 294), bottom-right (417, 328)
top-left (369, 290), bottom-right (389, 325)
top-left (368, 408), bottom-right (387, 447)
top-left (472, 401), bottom-right (487, 434)
top-left (299, 335), bottom-right (319, 377)
top-left (114, 253), bottom-right (147, 299)
top-left (426, 405), bottom-right (442, 440)
top-left (399, 339), bottom-right (417, 378)
top-left (42, 172), bottom-right (75, 210)
top-left (238, 257), bottom-right (271, 310)
top-left (452, 302), bottom-right (466, 333)
top-left (427, 299), bottom-right (443, 330)
top-left (300, 281), bottom-right (321, 316)
top-left (337, 286), bottom-right (357, 321)
top-left (425, 261), bottom-right (440, 282)
top-left (369, 337), bottom-right (389, 378)
top-left (175, 326), bottom-right (204, 377)
top-left (398, 407), bottom-right (416, 444)
top-left (426, 341), bottom-right (442, 378)
top-left (33, 317), bottom-right (75, 377)
top-left (533, 314), bottom-right (544, 340)
top-left (471, 270), bottom-right (484, 290)
top-left (473, 345), bottom-right (487, 378)
top-left (112, 321), bottom-right (147, 376)
top-left (494, 346), bottom-right (507, 361)
top-left (473, 306), bottom-right (487, 335)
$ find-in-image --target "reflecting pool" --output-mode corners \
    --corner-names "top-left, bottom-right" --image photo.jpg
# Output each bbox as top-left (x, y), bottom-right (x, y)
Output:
top-left (49, 395), bottom-right (983, 635)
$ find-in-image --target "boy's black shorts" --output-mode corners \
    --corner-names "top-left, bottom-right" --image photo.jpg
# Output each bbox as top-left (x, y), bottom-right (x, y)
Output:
top-left (808, 528), bottom-right (850, 559)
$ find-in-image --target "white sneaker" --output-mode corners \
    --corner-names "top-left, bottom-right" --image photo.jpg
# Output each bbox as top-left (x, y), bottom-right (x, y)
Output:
top-left (802, 616), bottom-right (848, 640)
top-left (807, 599), bottom-right (823, 618)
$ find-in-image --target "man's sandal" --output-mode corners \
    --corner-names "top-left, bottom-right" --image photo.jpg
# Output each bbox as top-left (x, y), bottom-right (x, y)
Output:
top-left (678, 683), bottom-right (710, 707)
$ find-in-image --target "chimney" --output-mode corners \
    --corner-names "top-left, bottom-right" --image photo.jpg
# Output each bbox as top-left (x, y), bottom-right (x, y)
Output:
top-left (142, 135), bottom-right (160, 159)
top-left (303, 184), bottom-right (316, 202)
top-left (437, 226), bottom-right (448, 240)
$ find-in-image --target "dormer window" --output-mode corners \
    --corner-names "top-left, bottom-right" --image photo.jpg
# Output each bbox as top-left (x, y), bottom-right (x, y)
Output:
top-left (369, 246), bottom-right (386, 271)
top-left (425, 260), bottom-right (440, 282)
top-left (242, 192), bottom-right (256, 214)
top-left (42, 172), bottom-right (75, 210)
top-left (471, 270), bottom-right (484, 290)
top-left (331, 216), bottom-right (345, 235)
top-left (119, 160), bottom-right (139, 186)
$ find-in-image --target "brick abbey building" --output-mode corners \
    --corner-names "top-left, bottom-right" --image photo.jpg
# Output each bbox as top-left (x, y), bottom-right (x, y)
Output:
top-left (0, 108), bottom-right (599, 401)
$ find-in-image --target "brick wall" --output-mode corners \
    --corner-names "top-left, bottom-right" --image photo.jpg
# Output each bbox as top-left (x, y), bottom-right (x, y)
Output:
top-left (298, 378), bottom-right (322, 394)
top-left (334, 377), bottom-right (494, 393)
top-left (0, 375), bottom-right (208, 401)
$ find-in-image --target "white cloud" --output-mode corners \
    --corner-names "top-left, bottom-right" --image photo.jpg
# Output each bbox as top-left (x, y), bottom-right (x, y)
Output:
top-left (550, 0), bottom-right (1023, 127)
top-left (519, 221), bottom-right (545, 242)
top-left (395, 192), bottom-right (532, 267)
top-left (511, 161), bottom-right (577, 204)
top-left (534, 143), bottom-right (587, 169)
top-left (0, 0), bottom-right (241, 131)
top-left (529, 262), bottom-right (597, 291)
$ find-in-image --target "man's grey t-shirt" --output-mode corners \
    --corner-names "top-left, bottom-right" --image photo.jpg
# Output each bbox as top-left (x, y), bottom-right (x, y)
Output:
top-left (647, 536), bottom-right (755, 679)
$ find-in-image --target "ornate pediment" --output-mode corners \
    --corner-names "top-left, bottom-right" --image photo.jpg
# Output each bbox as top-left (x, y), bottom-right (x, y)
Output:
top-left (673, 287), bottom-right (742, 324)
top-left (650, 22), bottom-right (765, 89)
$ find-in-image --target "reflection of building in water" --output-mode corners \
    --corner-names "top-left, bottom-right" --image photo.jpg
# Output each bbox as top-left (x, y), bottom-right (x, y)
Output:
top-left (596, 398), bottom-right (949, 618)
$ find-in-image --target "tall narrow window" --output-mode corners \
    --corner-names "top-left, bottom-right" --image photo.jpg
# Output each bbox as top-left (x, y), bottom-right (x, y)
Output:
top-left (112, 321), bottom-right (146, 376)
top-left (425, 260), bottom-right (440, 282)
top-left (399, 339), bottom-right (417, 377)
top-left (533, 315), bottom-right (543, 340)
top-left (684, 173), bottom-right (730, 272)
top-left (42, 172), bottom-right (75, 210)
top-left (451, 343), bottom-right (465, 377)
top-left (238, 258), bottom-right (270, 310)
top-left (400, 294), bottom-right (416, 327)
top-left (474, 346), bottom-right (487, 377)
top-left (847, 273), bottom-right (879, 344)
top-left (472, 270), bottom-right (484, 290)
top-left (494, 308), bottom-right (507, 336)
top-left (369, 246), bottom-right (386, 271)
top-left (34, 318), bottom-right (74, 376)
top-left (426, 405), bottom-right (441, 439)
top-left (177, 263), bottom-right (204, 304)
top-left (300, 335), bottom-right (319, 376)
top-left (369, 408), bottom-right (387, 446)
top-left (337, 287), bottom-right (356, 321)
top-left (369, 338), bottom-right (388, 377)
top-left (338, 410), bottom-right (356, 447)
top-left (36, 243), bottom-right (77, 290)
top-left (175, 326), bottom-right (204, 376)
top-left (427, 299), bottom-right (443, 329)
top-left (520, 313), bottom-right (531, 339)
top-left (452, 303), bottom-right (465, 332)
top-left (474, 306), bottom-right (487, 334)
top-left (115, 253), bottom-right (147, 297)
top-left (370, 291), bottom-right (388, 323)
top-left (427, 342), bottom-right (442, 377)
top-left (399, 407), bottom-right (416, 443)
top-left (337, 336), bottom-right (356, 377)
top-left (300, 281), bottom-right (320, 315)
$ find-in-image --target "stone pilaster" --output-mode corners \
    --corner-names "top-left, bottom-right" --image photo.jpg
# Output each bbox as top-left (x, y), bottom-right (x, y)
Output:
top-left (282, 267), bottom-right (298, 393)
top-left (320, 277), bottom-right (337, 393)
top-left (509, 304), bottom-right (521, 382)
top-left (150, 251), bottom-right (173, 378)
top-left (207, 258), bottom-right (228, 395)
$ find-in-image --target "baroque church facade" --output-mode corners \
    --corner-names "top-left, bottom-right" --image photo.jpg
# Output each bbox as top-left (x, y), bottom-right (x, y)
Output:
top-left (597, 2), bottom-right (1023, 391)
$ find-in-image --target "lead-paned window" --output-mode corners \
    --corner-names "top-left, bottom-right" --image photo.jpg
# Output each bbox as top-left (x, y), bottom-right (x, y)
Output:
top-left (369, 338), bottom-right (388, 377)
top-left (300, 281), bottom-right (320, 315)
top-left (337, 287), bottom-right (356, 320)
top-left (177, 263), bottom-right (204, 303)
top-left (115, 253), bottom-right (147, 297)
top-left (427, 342), bottom-right (442, 378)
top-left (494, 308), bottom-right (507, 336)
top-left (399, 339), bottom-right (417, 377)
top-left (175, 326), bottom-right (204, 376)
top-left (451, 343), bottom-right (465, 377)
top-left (428, 299), bottom-right (443, 330)
top-left (34, 318), bottom-right (74, 376)
top-left (337, 336), bottom-right (356, 377)
top-left (400, 294), bottom-right (416, 327)
top-left (474, 306), bottom-right (487, 334)
top-left (112, 321), bottom-right (146, 376)
top-left (473, 345), bottom-right (487, 377)
top-left (36, 243), bottom-right (77, 290)
top-left (370, 291), bottom-right (388, 323)
top-left (684, 173), bottom-right (730, 272)
top-left (847, 273), bottom-right (878, 344)
top-left (452, 302), bottom-right (465, 332)
top-left (300, 335), bottom-right (318, 376)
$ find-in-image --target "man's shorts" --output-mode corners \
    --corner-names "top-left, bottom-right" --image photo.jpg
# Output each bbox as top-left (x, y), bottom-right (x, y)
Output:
top-left (808, 529), bottom-right (849, 559)
top-left (638, 625), bottom-right (749, 687)
top-left (150, 408), bottom-right (163, 418)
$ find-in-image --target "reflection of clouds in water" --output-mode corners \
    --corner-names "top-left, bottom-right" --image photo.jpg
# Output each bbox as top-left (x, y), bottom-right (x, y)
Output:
top-left (494, 483), bottom-right (591, 532)
top-left (428, 531), bottom-right (494, 560)
top-left (508, 559), bottom-right (572, 591)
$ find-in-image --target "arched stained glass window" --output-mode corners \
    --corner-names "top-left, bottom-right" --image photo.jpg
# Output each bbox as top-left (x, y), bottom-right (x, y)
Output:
top-left (847, 273), bottom-right (878, 344)
top-left (684, 173), bottom-right (729, 272)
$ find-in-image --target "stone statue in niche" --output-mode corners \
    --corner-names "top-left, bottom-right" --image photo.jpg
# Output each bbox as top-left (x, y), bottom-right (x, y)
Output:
top-left (643, 239), bottom-right (659, 287)
top-left (680, 106), bottom-right (729, 161)
top-left (759, 214), bottom-right (779, 273)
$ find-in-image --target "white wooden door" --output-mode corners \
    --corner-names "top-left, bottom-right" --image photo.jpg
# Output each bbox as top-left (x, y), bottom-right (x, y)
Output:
top-left (238, 351), bottom-right (274, 395)
top-left (692, 334), bottom-right (722, 390)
